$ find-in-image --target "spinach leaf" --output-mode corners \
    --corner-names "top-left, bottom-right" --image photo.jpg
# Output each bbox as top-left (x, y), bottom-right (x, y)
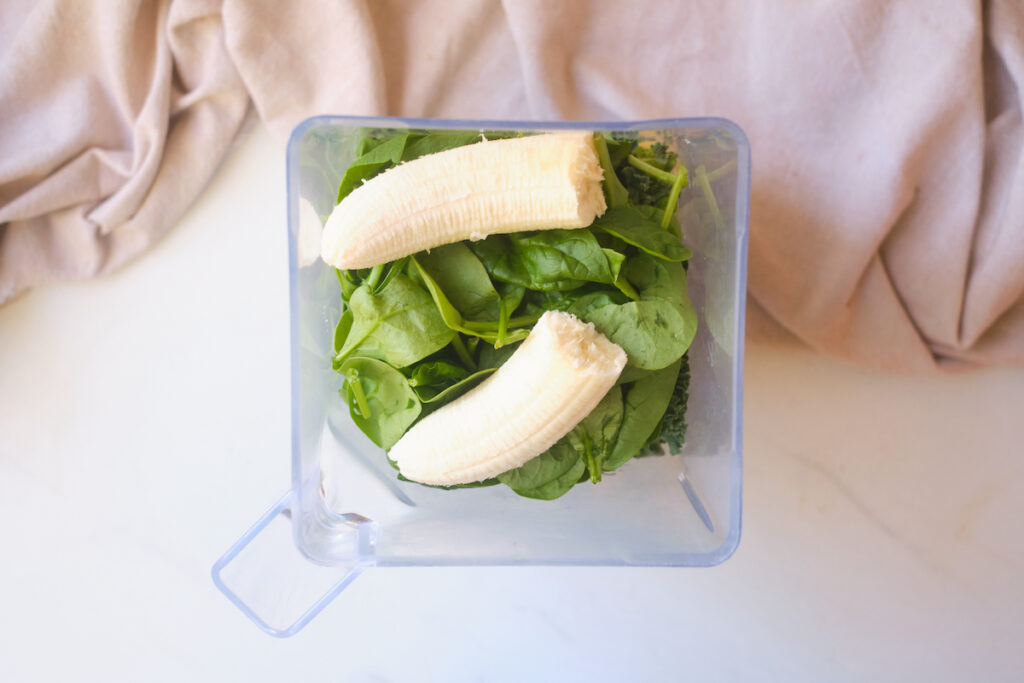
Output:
top-left (333, 307), bottom-right (353, 353)
top-left (574, 253), bottom-right (697, 369)
top-left (336, 133), bottom-right (419, 203)
top-left (469, 236), bottom-right (555, 290)
top-left (520, 289), bottom-right (574, 316)
top-left (339, 357), bottom-right (422, 450)
top-left (496, 282), bottom-right (525, 313)
top-left (404, 357), bottom-right (496, 405)
top-left (498, 387), bottom-right (623, 496)
top-left (602, 247), bottom-right (625, 280)
top-left (512, 229), bottom-right (615, 286)
top-left (571, 386), bottom-right (624, 482)
top-left (335, 275), bottom-right (455, 368)
top-left (411, 256), bottom-right (531, 347)
top-left (601, 247), bottom-right (639, 300)
top-left (635, 204), bottom-right (683, 240)
top-left (566, 290), bottom-right (627, 318)
top-left (604, 359), bottom-right (680, 471)
top-left (406, 360), bottom-right (469, 395)
top-left (582, 299), bottom-right (690, 370)
top-left (402, 133), bottom-right (484, 160)
top-left (477, 339), bottom-right (521, 370)
top-left (417, 243), bottom-right (501, 321)
top-left (593, 207), bottom-right (692, 262)
top-left (470, 229), bottom-right (618, 292)
top-left (615, 364), bottom-right (653, 385)
top-left (355, 134), bottom-right (386, 157)
top-left (468, 235), bottom-right (577, 291)
top-left (497, 438), bottom-right (586, 500)
top-left (624, 253), bottom-right (696, 315)
top-left (417, 367), bottom-right (496, 405)
top-left (373, 257), bottom-right (410, 294)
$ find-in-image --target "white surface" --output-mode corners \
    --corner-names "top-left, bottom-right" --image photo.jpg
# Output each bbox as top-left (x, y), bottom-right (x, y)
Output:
top-left (1, 124), bottom-right (1022, 682)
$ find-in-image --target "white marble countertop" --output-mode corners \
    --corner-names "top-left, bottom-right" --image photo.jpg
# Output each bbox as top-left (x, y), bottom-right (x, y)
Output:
top-left (2, 124), bottom-right (1022, 682)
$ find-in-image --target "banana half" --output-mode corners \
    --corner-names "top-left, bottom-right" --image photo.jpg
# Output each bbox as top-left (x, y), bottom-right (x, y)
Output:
top-left (389, 310), bottom-right (627, 486)
top-left (320, 132), bottom-right (608, 270)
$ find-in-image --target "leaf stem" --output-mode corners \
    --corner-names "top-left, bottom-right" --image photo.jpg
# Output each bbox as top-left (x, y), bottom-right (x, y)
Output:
top-left (375, 257), bottom-right (408, 293)
top-left (496, 298), bottom-right (509, 347)
top-left (462, 314), bottom-right (541, 332)
top-left (705, 159), bottom-right (737, 184)
top-left (582, 431), bottom-right (601, 483)
top-left (660, 166), bottom-right (690, 230)
top-left (365, 263), bottom-right (384, 291)
top-left (627, 155), bottom-right (678, 184)
top-left (695, 164), bottom-right (725, 231)
top-left (347, 372), bottom-right (372, 419)
top-left (450, 334), bottom-right (477, 370)
top-left (593, 134), bottom-right (629, 208)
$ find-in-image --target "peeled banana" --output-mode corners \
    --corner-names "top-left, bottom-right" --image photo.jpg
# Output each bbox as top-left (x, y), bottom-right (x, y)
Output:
top-left (320, 132), bottom-right (607, 270)
top-left (389, 310), bottom-right (627, 486)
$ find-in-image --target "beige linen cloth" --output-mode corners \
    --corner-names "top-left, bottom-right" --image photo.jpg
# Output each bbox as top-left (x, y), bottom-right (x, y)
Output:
top-left (1, 0), bottom-right (1022, 370)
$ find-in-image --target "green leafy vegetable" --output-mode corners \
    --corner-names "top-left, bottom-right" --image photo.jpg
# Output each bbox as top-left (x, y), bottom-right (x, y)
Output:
top-left (624, 253), bottom-right (696, 312)
top-left (633, 142), bottom-right (678, 170)
top-left (572, 387), bottom-right (624, 482)
top-left (336, 134), bottom-right (417, 203)
top-left (572, 253), bottom-right (697, 370)
top-left (468, 229), bottom-right (621, 292)
top-left (410, 256), bottom-right (531, 347)
top-left (604, 136), bottom-right (636, 168)
top-left (615, 364), bottom-right (653, 385)
top-left (335, 275), bottom-right (455, 368)
top-left (627, 154), bottom-right (678, 183)
top-left (336, 268), bottom-right (358, 301)
top-left (497, 438), bottom-right (587, 500)
top-left (605, 359), bottom-right (680, 470)
top-left (617, 142), bottom-right (679, 208)
top-left (660, 165), bottom-right (689, 229)
top-left (416, 243), bottom-right (502, 321)
top-left (511, 229), bottom-right (617, 286)
top-left (402, 132), bottom-right (484, 160)
top-left (417, 367), bottom-right (496, 405)
top-left (644, 353), bottom-right (691, 454)
top-left (333, 308), bottom-right (353, 353)
top-left (500, 387), bottom-right (624, 494)
top-left (581, 299), bottom-right (691, 370)
top-left (406, 360), bottom-right (469, 395)
top-left (339, 357), bottom-right (422, 449)
top-left (404, 357), bottom-right (496, 406)
top-left (593, 207), bottom-right (692, 262)
top-left (476, 339), bottom-right (521, 370)
top-left (565, 290), bottom-right (628, 318)
top-left (373, 256), bottom-right (410, 294)
top-left (593, 134), bottom-right (629, 208)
